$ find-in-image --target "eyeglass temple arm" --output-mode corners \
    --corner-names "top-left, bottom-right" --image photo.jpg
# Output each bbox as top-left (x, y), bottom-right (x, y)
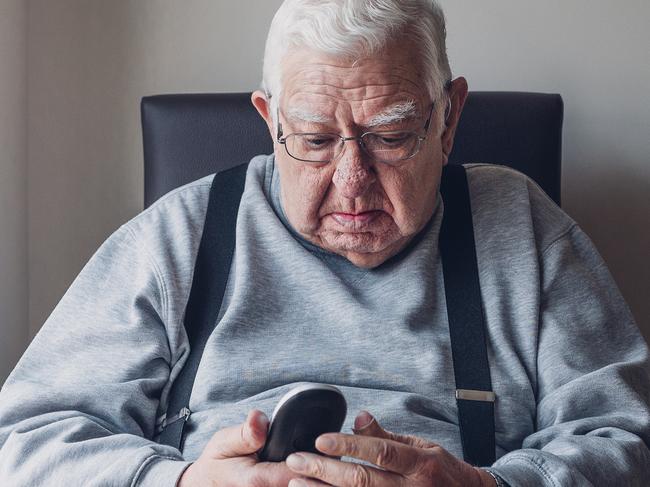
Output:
top-left (423, 103), bottom-right (436, 133)
top-left (276, 107), bottom-right (285, 142)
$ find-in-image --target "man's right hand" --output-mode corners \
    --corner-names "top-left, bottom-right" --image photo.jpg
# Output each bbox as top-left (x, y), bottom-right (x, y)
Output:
top-left (177, 409), bottom-right (299, 487)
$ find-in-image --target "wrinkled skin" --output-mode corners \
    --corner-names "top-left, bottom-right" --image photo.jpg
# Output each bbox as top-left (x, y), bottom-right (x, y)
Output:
top-left (177, 409), bottom-right (300, 487)
top-left (177, 409), bottom-right (495, 487)
top-left (252, 42), bottom-right (468, 268)
top-left (285, 411), bottom-right (496, 487)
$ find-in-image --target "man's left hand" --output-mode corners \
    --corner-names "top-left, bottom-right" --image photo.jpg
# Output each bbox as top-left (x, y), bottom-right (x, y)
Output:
top-left (285, 411), bottom-right (496, 487)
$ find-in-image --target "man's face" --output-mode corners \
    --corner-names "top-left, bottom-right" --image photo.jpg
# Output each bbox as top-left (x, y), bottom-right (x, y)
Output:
top-left (253, 42), bottom-right (467, 268)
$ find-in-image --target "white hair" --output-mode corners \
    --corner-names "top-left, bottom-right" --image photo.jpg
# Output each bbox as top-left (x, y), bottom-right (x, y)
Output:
top-left (367, 100), bottom-right (419, 127)
top-left (261, 0), bottom-right (452, 128)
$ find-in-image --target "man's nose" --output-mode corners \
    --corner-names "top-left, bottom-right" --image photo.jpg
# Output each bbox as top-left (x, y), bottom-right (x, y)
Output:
top-left (332, 141), bottom-right (376, 199)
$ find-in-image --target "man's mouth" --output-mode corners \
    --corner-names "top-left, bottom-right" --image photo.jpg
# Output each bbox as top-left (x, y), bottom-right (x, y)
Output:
top-left (330, 210), bottom-right (383, 226)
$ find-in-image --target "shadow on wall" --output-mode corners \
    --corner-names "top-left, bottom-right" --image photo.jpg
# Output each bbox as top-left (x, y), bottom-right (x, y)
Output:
top-left (563, 153), bottom-right (650, 343)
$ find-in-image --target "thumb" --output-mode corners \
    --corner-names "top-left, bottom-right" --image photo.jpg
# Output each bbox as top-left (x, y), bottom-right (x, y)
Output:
top-left (205, 409), bottom-right (269, 459)
top-left (352, 411), bottom-right (436, 449)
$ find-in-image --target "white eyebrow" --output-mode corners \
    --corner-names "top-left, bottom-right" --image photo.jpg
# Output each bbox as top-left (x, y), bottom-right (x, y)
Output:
top-left (367, 100), bottom-right (420, 128)
top-left (286, 107), bottom-right (334, 124)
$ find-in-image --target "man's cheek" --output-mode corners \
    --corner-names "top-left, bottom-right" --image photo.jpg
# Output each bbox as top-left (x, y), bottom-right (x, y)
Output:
top-left (290, 195), bottom-right (323, 234)
top-left (386, 196), bottom-right (422, 235)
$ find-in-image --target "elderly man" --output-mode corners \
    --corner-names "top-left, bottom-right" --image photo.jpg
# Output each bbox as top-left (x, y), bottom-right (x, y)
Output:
top-left (1, 1), bottom-right (649, 486)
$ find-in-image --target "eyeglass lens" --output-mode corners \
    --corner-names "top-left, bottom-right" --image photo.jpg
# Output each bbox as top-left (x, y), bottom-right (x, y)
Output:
top-left (284, 132), bottom-right (421, 163)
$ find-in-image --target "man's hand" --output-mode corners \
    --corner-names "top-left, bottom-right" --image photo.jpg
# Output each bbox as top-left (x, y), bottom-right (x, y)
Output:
top-left (285, 411), bottom-right (496, 487)
top-left (177, 409), bottom-right (298, 487)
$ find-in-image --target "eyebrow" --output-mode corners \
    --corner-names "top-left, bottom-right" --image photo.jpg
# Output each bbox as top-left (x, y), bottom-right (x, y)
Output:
top-left (367, 100), bottom-right (420, 128)
top-left (285, 107), bottom-right (334, 124)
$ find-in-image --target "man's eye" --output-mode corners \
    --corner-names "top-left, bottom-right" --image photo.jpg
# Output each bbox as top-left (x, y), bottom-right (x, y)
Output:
top-left (304, 136), bottom-right (336, 148)
top-left (378, 133), bottom-right (410, 145)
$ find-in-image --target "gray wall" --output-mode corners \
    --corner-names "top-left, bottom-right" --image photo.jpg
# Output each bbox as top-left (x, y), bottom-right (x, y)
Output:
top-left (0, 0), bottom-right (28, 383)
top-left (2, 1), bottom-right (648, 381)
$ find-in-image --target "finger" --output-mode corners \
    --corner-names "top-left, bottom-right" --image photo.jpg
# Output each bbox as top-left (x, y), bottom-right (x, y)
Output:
top-left (205, 409), bottom-right (269, 459)
top-left (352, 411), bottom-right (437, 449)
top-left (248, 460), bottom-right (303, 486)
top-left (286, 452), bottom-right (400, 487)
top-left (314, 432), bottom-right (421, 475)
top-left (288, 478), bottom-right (331, 487)
top-left (351, 410), bottom-right (376, 433)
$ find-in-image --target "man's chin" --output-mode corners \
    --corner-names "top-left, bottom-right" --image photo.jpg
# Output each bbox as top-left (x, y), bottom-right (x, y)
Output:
top-left (318, 231), bottom-right (405, 268)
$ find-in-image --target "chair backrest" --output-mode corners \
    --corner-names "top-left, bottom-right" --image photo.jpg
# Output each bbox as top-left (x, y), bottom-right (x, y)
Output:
top-left (141, 92), bottom-right (563, 208)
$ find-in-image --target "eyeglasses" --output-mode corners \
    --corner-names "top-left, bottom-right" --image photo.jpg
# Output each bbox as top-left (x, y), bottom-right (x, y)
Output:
top-left (276, 103), bottom-right (436, 166)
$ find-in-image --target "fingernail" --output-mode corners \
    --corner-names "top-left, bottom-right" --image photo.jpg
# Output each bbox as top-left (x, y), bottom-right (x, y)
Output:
top-left (286, 453), bottom-right (307, 471)
top-left (255, 413), bottom-right (269, 431)
top-left (289, 480), bottom-right (308, 487)
top-left (354, 411), bottom-right (374, 430)
top-left (316, 435), bottom-right (336, 451)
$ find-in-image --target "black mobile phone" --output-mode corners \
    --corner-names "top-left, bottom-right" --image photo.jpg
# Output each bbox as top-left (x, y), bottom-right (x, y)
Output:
top-left (257, 383), bottom-right (347, 462)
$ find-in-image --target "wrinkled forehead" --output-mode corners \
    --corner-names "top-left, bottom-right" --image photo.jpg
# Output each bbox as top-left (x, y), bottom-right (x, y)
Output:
top-left (285, 100), bottom-right (422, 128)
top-left (279, 46), bottom-right (429, 121)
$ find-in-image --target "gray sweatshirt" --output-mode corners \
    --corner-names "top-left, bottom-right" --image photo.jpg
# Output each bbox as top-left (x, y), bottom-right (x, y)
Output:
top-left (1, 155), bottom-right (649, 486)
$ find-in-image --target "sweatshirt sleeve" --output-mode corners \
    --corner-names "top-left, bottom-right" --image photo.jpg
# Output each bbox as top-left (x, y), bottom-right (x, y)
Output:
top-left (490, 225), bottom-right (650, 486)
top-left (0, 224), bottom-right (191, 486)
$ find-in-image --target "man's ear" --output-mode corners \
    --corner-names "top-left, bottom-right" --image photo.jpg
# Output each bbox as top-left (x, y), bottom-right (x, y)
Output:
top-left (251, 90), bottom-right (276, 140)
top-left (440, 77), bottom-right (469, 165)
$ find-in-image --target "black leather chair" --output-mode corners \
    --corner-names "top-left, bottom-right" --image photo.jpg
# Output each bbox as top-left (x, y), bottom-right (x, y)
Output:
top-left (141, 92), bottom-right (563, 208)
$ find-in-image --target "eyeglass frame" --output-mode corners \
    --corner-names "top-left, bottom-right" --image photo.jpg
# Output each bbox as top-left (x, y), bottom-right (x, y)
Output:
top-left (275, 102), bottom-right (437, 166)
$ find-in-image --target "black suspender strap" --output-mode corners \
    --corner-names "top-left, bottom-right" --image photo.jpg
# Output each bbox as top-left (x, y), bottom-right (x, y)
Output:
top-left (439, 164), bottom-right (496, 467)
top-left (158, 162), bottom-right (249, 450)
top-left (158, 162), bottom-right (496, 467)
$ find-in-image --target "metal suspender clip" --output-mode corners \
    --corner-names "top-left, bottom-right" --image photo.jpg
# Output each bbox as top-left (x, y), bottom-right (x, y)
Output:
top-left (156, 407), bottom-right (192, 434)
top-left (456, 389), bottom-right (496, 402)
